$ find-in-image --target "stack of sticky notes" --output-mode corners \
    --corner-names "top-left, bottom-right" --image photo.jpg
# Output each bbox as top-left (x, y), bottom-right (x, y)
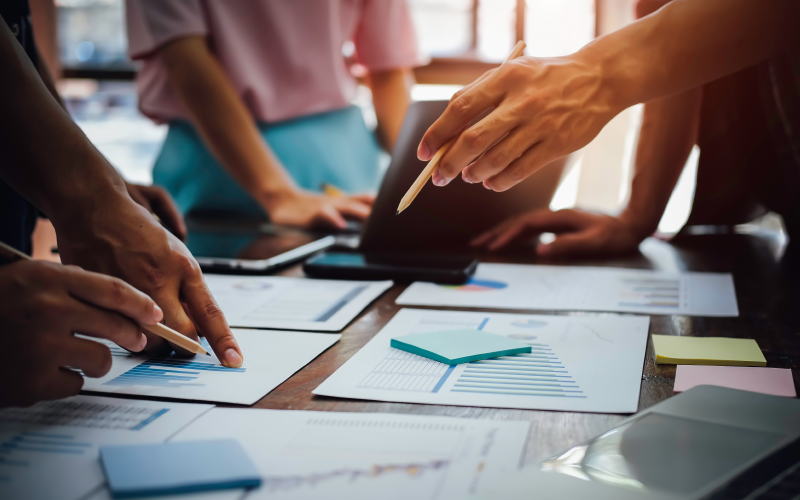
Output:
top-left (391, 329), bottom-right (531, 365)
top-left (652, 335), bottom-right (766, 366)
top-left (674, 365), bottom-right (796, 397)
top-left (101, 439), bottom-right (260, 498)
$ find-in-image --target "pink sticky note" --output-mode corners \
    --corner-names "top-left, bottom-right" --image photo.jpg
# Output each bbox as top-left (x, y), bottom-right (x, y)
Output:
top-left (674, 365), bottom-right (796, 397)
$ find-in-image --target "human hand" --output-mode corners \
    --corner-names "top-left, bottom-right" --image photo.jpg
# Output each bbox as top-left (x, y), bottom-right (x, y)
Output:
top-left (265, 189), bottom-right (373, 229)
top-left (125, 182), bottom-right (187, 241)
top-left (53, 193), bottom-right (243, 367)
top-left (418, 54), bottom-right (619, 192)
top-left (0, 260), bottom-right (160, 407)
top-left (471, 209), bottom-right (649, 258)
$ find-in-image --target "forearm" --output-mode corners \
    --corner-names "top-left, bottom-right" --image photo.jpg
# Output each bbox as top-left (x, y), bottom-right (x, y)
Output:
top-left (368, 68), bottom-right (413, 151)
top-left (0, 23), bottom-right (129, 226)
top-left (621, 87), bottom-right (702, 236)
top-left (584, 0), bottom-right (798, 113)
top-left (159, 37), bottom-right (295, 207)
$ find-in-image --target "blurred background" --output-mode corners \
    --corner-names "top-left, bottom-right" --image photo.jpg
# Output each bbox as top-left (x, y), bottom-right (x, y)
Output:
top-left (42, 0), bottom-right (698, 236)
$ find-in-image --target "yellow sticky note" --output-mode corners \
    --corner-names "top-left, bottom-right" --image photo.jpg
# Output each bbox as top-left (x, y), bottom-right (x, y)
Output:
top-left (652, 335), bottom-right (766, 366)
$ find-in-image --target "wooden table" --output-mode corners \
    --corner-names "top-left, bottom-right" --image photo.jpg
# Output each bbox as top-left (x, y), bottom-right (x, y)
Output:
top-left (243, 232), bottom-right (800, 467)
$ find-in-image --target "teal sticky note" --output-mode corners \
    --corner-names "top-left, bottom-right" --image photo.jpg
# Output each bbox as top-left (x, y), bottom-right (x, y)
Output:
top-left (100, 439), bottom-right (261, 498)
top-left (390, 329), bottom-right (531, 365)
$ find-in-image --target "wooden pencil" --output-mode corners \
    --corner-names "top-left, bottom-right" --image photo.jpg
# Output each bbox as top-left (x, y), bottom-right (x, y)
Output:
top-left (397, 40), bottom-right (527, 215)
top-left (0, 239), bottom-right (209, 356)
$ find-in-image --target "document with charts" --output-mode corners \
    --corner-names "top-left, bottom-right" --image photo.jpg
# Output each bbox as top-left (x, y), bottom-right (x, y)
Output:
top-left (205, 275), bottom-right (393, 331)
top-left (314, 309), bottom-right (650, 414)
top-left (0, 395), bottom-right (211, 500)
top-left (396, 263), bottom-right (738, 317)
top-left (169, 407), bottom-right (530, 500)
top-left (81, 329), bottom-right (339, 404)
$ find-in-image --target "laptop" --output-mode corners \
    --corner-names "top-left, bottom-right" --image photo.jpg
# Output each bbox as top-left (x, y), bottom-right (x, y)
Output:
top-left (471, 385), bottom-right (800, 500)
top-left (360, 100), bottom-right (570, 255)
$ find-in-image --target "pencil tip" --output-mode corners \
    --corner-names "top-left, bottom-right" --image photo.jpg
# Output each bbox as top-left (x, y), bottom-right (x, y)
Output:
top-left (206, 352), bottom-right (211, 356)
top-left (396, 210), bottom-right (400, 216)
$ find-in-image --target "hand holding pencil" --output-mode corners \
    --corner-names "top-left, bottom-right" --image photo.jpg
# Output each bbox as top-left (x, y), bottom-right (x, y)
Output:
top-left (0, 240), bottom-right (210, 357)
top-left (397, 41), bottom-right (527, 214)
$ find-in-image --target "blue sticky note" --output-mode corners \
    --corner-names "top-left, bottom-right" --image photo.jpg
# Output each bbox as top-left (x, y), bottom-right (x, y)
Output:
top-left (100, 439), bottom-right (261, 498)
top-left (390, 329), bottom-right (531, 365)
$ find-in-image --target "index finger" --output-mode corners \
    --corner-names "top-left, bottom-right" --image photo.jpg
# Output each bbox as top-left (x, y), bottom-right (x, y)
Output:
top-left (417, 77), bottom-right (500, 162)
top-left (182, 271), bottom-right (243, 368)
top-left (63, 266), bottom-right (163, 326)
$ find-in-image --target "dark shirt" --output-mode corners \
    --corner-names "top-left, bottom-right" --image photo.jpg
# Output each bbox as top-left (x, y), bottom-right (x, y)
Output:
top-left (0, 0), bottom-right (39, 256)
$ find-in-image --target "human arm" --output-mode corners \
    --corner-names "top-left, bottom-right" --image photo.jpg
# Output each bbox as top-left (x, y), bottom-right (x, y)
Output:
top-left (0, 261), bottom-right (160, 407)
top-left (367, 68), bottom-right (414, 151)
top-left (157, 36), bottom-right (371, 229)
top-left (419, 0), bottom-right (798, 191)
top-left (0, 21), bottom-right (242, 366)
top-left (472, 86), bottom-right (702, 257)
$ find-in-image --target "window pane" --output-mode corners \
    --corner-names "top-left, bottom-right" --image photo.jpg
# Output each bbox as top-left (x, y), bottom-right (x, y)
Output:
top-left (477, 0), bottom-right (515, 60)
top-left (407, 0), bottom-right (473, 57)
top-left (57, 0), bottom-right (128, 68)
top-left (525, 0), bottom-right (595, 57)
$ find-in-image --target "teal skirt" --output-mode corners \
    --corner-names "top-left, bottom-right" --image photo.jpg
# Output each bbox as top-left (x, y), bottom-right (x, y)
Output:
top-left (153, 105), bottom-right (383, 218)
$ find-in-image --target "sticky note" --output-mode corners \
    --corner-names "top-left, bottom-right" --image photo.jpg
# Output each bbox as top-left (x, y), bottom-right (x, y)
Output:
top-left (100, 439), bottom-right (261, 498)
top-left (674, 366), bottom-right (795, 397)
top-left (652, 335), bottom-right (766, 366)
top-left (390, 329), bottom-right (531, 365)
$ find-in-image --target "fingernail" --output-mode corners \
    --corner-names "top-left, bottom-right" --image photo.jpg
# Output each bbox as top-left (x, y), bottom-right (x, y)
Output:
top-left (223, 348), bottom-right (243, 368)
top-left (462, 172), bottom-right (473, 184)
top-left (432, 171), bottom-right (445, 186)
top-left (483, 182), bottom-right (492, 190)
top-left (418, 142), bottom-right (431, 161)
top-left (136, 334), bottom-right (147, 352)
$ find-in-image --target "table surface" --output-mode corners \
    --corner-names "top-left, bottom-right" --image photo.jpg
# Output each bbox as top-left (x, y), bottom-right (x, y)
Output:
top-left (237, 231), bottom-right (799, 467)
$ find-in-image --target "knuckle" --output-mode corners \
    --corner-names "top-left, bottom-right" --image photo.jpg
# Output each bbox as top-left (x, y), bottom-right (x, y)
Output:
top-left (449, 88), bottom-right (465, 104)
top-left (109, 278), bottom-right (130, 305)
top-left (200, 301), bottom-right (225, 322)
top-left (485, 149), bottom-right (510, 171)
top-left (178, 254), bottom-right (199, 276)
top-left (452, 94), bottom-right (471, 116)
top-left (463, 128), bottom-right (485, 149)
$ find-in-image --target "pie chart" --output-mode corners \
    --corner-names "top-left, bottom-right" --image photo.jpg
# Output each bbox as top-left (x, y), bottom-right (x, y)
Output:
top-left (441, 278), bottom-right (508, 292)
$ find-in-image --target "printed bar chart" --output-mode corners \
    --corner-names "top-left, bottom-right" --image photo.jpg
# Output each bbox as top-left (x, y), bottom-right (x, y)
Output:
top-left (104, 359), bottom-right (246, 388)
top-left (618, 277), bottom-right (681, 310)
top-left (451, 346), bottom-right (584, 398)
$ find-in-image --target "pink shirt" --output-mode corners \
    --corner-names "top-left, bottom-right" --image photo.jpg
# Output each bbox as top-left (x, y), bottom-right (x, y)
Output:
top-left (126, 0), bottom-right (421, 124)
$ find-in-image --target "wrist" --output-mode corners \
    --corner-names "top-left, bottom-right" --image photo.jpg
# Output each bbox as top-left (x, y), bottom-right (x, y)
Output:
top-left (577, 31), bottom-right (641, 116)
top-left (256, 184), bottom-right (300, 213)
top-left (618, 207), bottom-right (660, 240)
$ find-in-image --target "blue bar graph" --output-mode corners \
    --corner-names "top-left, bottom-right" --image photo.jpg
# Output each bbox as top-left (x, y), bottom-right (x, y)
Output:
top-left (105, 359), bottom-right (246, 388)
top-left (0, 432), bottom-right (92, 466)
top-left (450, 343), bottom-right (585, 398)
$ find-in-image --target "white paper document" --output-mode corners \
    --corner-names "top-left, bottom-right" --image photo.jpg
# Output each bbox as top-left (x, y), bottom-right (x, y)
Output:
top-left (396, 263), bottom-right (738, 317)
top-left (0, 395), bottom-right (211, 500)
top-left (314, 309), bottom-right (650, 413)
top-left (82, 329), bottom-right (339, 405)
top-left (205, 275), bottom-right (393, 331)
top-left (170, 407), bottom-right (530, 500)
